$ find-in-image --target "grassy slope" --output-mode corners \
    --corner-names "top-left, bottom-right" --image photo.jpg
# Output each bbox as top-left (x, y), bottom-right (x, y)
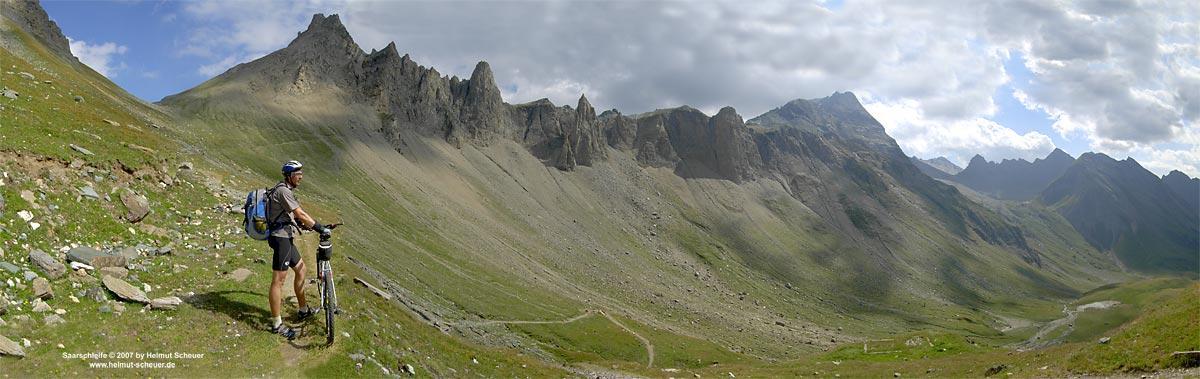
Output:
top-left (149, 54), bottom-right (1171, 373)
top-left (0, 21), bottom-right (571, 377)
top-left (4, 14), bottom-right (1195, 377)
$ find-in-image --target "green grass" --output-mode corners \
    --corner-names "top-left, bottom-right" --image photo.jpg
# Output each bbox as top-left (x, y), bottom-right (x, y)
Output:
top-left (1064, 280), bottom-right (1199, 373)
top-left (822, 331), bottom-right (998, 363)
top-left (612, 314), bottom-right (759, 370)
top-left (5, 11), bottom-right (1196, 377)
top-left (1, 21), bottom-right (168, 170)
top-left (508, 313), bottom-right (647, 364)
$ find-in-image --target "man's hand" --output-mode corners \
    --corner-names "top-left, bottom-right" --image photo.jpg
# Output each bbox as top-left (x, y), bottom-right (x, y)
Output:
top-left (312, 221), bottom-right (329, 234)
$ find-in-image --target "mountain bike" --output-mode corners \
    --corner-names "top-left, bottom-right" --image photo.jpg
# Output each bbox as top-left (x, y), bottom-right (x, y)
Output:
top-left (316, 222), bottom-right (342, 344)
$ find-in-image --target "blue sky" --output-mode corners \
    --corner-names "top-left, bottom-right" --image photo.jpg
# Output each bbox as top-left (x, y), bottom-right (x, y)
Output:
top-left (41, 0), bottom-right (1199, 177)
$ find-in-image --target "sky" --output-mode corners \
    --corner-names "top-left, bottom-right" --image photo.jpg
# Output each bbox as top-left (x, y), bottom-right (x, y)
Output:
top-left (41, 0), bottom-right (1199, 177)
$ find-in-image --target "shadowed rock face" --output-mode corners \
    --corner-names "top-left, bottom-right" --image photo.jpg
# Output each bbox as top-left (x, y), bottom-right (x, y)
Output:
top-left (952, 148), bottom-right (1076, 201)
top-left (159, 12), bottom-right (1039, 260)
top-left (1162, 170), bottom-right (1200, 211)
top-left (0, 0), bottom-right (74, 63)
top-left (1039, 153), bottom-right (1200, 272)
top-left (509, 95), bottom-right (607, 170)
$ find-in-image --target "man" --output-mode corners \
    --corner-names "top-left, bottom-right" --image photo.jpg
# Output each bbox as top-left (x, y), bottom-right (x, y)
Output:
top-left (267, 160), bottom-right (331, 339)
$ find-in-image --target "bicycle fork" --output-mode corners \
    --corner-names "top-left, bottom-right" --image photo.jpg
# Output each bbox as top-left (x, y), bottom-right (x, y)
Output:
top-left (318, 261), bottom-right (337, 313)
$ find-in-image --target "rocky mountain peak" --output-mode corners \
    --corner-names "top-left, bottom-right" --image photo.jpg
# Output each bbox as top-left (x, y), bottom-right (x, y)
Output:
top-left (297, 13), bottom-right (351, 42)
top-left (288, 13), bottom-right (361, 58)
top-left (968, 154), bottom-right (988, 166)
top-left (818, 91), bottom-right (864, 111)
top-left (749, 92), bottom-right (896, 154)
top-left (715, 106), bottom-right (739, 119)
top-left (463, 61), bottom-right (500, 105)
top-left (1, 0), bottom-right (75, 63)
top-left (1165, 170), bottom-right (1194, 181)
top-left (576, 94), bottom-right (595, 118)
top-left (1044, 148), bottom-right (1073, 163)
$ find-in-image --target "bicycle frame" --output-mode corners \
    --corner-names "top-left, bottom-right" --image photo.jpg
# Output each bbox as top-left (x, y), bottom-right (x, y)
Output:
top-left (316, 225), bottom-right (341, 344)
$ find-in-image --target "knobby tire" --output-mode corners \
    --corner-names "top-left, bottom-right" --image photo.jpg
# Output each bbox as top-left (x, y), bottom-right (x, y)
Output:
top-left (324, 272), bottom-right (335, 344)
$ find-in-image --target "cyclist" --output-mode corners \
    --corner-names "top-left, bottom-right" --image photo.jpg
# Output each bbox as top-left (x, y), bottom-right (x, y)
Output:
top-left (267, 160), bottom-right (332, 340)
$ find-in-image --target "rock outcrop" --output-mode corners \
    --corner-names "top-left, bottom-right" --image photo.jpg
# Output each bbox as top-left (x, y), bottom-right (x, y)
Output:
top-left (29, 249), bottom-right (65, 279)
top-left (158, 12), bottom-right (1040, 262)
top-left (102, 275), bottom-right (150, 304)
top-left (0, 0), bottom-right (75, 63)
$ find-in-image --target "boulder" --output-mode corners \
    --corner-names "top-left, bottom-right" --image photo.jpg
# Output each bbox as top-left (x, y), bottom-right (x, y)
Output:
top-left (31, 277), bottom-right (53, 299)
top-left (98, 267), bottom-right (128, 280)
top-left (29, 249), bottom-right (66, 279)
top-left (1, 87), bottom-right (17, 99)
top-left (101, 275), bottom-right (150, 304)
top-left (18, 72), bottom-right (34, 80)
top-left (90, 256), bottom-right (127, 270)
top-left (79, 185), bottom-right (100, 199)
top-left (0, 334), bottom-right (24, 357)
top-left (83, 286), bottom-right (106, 302)
top-left (116, 247), bottom-right (140, 261)
top-left (73, 95), bottom-right (83, 103)
top-left (43, 314), bottom-right (65, 326)
top-left (0, 262), bottom-right (19, 274)
top-left (70, 268), bottom-right (97, 283)
top-left (120, 191), bottom-right (151, 223)
top-left (150, 296), bottom-right (182, 310)
top-left (67, 246), bottom-right (106, 265)
top-left (69, 144), bottom-right (94, 156)
top-left (31, 299), bottom-right (51, 312)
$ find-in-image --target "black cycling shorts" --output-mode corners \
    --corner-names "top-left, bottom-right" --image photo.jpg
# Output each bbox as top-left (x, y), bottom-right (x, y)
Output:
top-left (268, 236), bottom-right (302, 271)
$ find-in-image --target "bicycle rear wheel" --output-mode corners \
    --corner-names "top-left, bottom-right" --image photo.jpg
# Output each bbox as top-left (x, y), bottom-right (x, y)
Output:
top-left (323, 269), bottom-right (335, 344)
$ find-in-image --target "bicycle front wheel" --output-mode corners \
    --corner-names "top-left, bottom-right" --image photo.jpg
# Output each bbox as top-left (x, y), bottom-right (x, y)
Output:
top-left (323, 272), bottom-right (335, 344)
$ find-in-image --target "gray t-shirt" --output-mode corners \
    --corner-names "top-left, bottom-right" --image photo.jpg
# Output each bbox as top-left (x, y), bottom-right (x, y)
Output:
top-left (267, 182), bottom-right (301, 238)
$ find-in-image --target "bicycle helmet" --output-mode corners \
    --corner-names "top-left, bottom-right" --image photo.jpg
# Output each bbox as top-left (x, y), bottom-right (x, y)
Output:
top-left (282, 160), bottom-right (303, 177)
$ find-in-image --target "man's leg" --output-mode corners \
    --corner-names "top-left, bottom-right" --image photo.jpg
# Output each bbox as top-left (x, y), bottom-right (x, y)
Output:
top-left (270, 270), bottom-right (288, 319)
top-left (293, 259), bottom-right (307, 310)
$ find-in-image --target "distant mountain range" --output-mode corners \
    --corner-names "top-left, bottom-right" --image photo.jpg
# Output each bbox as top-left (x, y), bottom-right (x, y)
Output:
top-left (909, 156), bottom-right (962, 179)
top-left (943, 149), bottom-right (1199, 273)
top-left (1039, 153), bottom-right (1198, 272)
top-left (952, 148), bottom-right (1076, 201)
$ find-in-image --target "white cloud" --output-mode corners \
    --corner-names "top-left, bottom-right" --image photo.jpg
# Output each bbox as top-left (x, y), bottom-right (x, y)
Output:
top-left (198, 56), bottom-right (240, 77)
top-left (178, 1), bottom-right (344, 77)
top-left (161, 0), bottom-right (1198, 175)
top-left (864, 96), bottom-right (1055, 166)
top-left (67, 38), bottom-right (128, 78)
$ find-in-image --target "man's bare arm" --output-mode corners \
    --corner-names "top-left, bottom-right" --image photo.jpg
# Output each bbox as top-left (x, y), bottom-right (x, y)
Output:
top-left (292, 207), bottom-right (317, 229)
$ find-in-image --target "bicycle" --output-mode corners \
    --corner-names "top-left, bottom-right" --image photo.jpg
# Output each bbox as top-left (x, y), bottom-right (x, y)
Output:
top-left (315, 222), bottom-right (342, 344)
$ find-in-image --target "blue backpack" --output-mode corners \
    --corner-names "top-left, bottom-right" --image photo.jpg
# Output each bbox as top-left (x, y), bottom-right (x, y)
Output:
top-left (243, 183), bottom-right (288, 240)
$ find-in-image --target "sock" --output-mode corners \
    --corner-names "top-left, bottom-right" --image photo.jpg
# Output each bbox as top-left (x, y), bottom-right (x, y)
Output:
top-left (271, 317), bottom-right (282, 328)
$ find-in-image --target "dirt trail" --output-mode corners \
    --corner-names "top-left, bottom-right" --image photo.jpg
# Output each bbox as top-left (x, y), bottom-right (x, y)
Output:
top-left (597, 310), bottom-right (655, 368)
top-left (449, 309), bottom-right (657, 368)
top-left (1018, 301), bottom-right (1122, 349)
top-left (450, 309), bottom-right (596, 328)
